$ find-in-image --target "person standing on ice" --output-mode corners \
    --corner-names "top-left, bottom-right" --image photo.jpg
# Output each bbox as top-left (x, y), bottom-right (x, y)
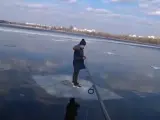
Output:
top-left (72, 39), bottom-right (86, 87)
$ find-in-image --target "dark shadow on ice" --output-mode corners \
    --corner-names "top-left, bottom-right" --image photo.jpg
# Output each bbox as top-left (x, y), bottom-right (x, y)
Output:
top-left (64, 98), bottom-right (80, 120)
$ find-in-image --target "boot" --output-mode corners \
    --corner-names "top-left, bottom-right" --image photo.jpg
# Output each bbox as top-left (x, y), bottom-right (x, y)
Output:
top-left (73, 82), bottom-right (81, 88)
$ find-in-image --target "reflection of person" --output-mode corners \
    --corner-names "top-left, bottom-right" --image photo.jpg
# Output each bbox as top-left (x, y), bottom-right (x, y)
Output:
top-left (64, 98), bottom-right (80, 120)
top-left (72, 39), bottom-right (86, 87)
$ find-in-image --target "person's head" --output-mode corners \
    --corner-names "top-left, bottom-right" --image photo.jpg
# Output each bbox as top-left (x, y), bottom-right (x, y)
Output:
top-left (79, 39), bottom-right (86, 49)
top-left (69, 98), bottom-right (75, 103)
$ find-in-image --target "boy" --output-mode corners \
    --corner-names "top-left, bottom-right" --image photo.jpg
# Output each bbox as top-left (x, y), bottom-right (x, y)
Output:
top-left (72, 39), bottom-right (86, 87)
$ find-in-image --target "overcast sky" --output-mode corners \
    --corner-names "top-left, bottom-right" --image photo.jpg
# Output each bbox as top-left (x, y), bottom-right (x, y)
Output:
top-left (0, 0), bottom-right (160, 36)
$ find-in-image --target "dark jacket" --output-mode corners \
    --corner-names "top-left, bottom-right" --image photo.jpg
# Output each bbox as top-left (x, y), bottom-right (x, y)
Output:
top-left (73, 44), bottom-right (85, 71)
top-left (73, 44), bottom-right (84, 61)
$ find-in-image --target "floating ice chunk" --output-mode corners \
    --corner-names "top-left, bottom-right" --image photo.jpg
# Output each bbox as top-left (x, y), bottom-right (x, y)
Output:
top-left (151, 66), bottom-right (160, 70)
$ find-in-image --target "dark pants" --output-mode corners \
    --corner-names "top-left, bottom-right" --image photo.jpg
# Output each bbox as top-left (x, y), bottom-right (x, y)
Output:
top-left (72, 69), bottom-right (80, 84)
top-left (72, 60), bottom-right (85, 84)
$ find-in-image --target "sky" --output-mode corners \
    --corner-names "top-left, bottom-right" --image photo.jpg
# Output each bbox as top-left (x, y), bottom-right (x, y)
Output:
top-left (0, 0), bottom-right (160, 36)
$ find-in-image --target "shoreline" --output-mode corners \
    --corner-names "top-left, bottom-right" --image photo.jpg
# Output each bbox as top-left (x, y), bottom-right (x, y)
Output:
top-left (0, 23), bottom-right (160, 49)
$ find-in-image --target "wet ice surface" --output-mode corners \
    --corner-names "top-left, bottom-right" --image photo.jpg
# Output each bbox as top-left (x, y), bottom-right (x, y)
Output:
top-left (33, 75), bottom-right (122, 100)
top-left (0, 26), bottom-right (160, 120)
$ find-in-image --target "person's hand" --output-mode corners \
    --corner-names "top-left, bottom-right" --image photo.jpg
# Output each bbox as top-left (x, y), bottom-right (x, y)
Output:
top-left (83, 56), bottom-right (86, 60)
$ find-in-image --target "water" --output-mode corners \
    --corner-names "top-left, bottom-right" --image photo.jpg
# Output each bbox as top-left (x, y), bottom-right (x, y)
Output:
top-left (0, 26), bottom-right (160, 120)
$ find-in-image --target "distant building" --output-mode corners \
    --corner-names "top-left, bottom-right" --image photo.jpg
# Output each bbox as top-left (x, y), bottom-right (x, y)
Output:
top-left (72, 26), bottom-right (96, 33)
top-left (87, 29), bottom-right (96, 33)
top-left (138, 36), bottom-right (144, 38)
top-left (129, 34), bottom-right (156, 39)
top-left (148, 36), bottom-right (155, 39)
top-left (73, 27), bottom-right (78, 31)
top-left (129, 34), bottom-right (137, 37)
top-left (69, 25), bottom-right (74, 30)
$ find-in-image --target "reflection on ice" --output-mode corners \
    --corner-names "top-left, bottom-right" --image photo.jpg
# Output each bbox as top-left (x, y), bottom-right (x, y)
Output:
top-left (151, 66), bottom-right (160, 70)
top-left (32, 75), bottom-right (122, 100)
top-left (104, 52), bottom-right (115, 55)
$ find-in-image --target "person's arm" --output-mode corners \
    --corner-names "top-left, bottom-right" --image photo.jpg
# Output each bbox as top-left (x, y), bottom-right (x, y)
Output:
top-left (80, 49), bottom-right (86, 60)
top-left (73, 45), bottom-right (80, 50)
top-left (75, 52), bottom-right (86, 60)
